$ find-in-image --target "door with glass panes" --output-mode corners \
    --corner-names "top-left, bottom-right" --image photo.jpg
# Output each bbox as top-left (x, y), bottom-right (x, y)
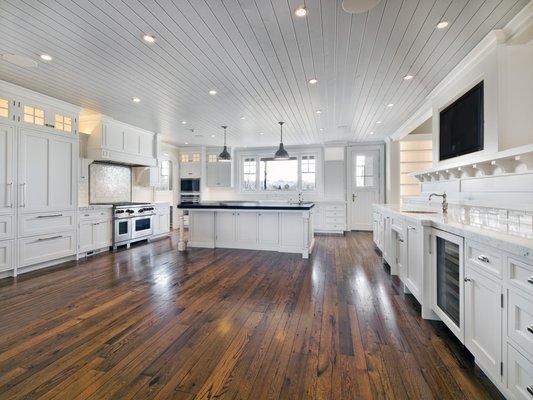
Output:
top-left (348, 147), bottom-right (383, 230)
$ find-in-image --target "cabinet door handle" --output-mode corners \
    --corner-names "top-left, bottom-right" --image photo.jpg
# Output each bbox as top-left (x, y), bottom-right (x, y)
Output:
top-left (527, 277), bottom-right (533, 285)
top-left (36, 214), bottom-right (63, 218)
top-left (477, 255), bottom-right (490, 263)
top-left (527, 386), bottom-right (533, 396)
top-left (464, 278), bottom-right (472, 282)
top-left (527, 325), bottom-right (533, 335)
top-left (20, 183), bottom-right (26, 208)
top-left (35, 235), bottom-right (63, 243)
top-left (7, 182), bottom-right (13, 207)
top-left (352, 194), bottom-right (356, 202)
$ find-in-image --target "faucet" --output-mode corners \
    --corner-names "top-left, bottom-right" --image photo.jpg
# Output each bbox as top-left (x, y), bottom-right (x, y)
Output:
top-left (429, 192), bottom-right (448, 213)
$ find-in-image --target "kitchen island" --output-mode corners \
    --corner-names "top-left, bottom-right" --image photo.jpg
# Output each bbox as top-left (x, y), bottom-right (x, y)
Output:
top-left (177, 201), bottom-right (315, 258)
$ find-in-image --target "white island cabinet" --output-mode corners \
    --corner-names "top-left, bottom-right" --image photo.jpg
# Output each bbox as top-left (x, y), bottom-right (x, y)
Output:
top-left (178, 202), bottom-right (315, 258)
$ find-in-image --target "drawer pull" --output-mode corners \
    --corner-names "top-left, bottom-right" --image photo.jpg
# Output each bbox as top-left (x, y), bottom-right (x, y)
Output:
top-left (35, 235), bottom-right (63, 242)
top-left (527, 386), bottom-right (533, 396)
top-left (528, 277), bottom-right (533, 285)
top-left (527, 325), bottom-right (533, 335)
top-left (36, 214), bottom-right (63, 218)
top-left (477, 255), bottom-right (490, 263)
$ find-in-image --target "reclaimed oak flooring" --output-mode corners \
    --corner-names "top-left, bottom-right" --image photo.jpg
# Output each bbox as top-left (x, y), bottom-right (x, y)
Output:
top-left (0, 231), bottom-right (501, 399)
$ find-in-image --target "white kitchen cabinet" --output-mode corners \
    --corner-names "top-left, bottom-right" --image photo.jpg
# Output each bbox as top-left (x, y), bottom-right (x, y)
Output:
top-left (405, 223), bottom-right (422, 301)
top-left (465, 265), bottom-right (503, 382)
top-left (507, 343), bottom-right (533, 400)
top-left (18, 128), bottom-right (77, 213)
top-left (382, 214), bottom-right (392, 264)
top-left (19, 100), bottom-right (77, 135)
top-left (18, 211), bottom-right (76, 237)
top-left (280, 213), bottom-right (303, 250)
top-left (0, 123), bottom-right (15, 214)
top-left (180, 162), bottom-right (201, 179)
top-left (79, 219), bottom-right (111, 254)
top-left (188, 211), bottom-right (215, 246)
top-left (18, 231), bottom-right (76, 267)
top-left (258, 212), bottom-right (279, 247)
top-left (508, 290), bottom-right (533, 358)
top-left (215, 211), bottom-right (235, 246)
top-left (206, 162), bottom-right (231, 188)
top-left (0, 239), bottom-right (14, 272)
top-left (235, 212), bottom-right (258, 246)
top-left (314, 202), bottom-right (346, 234)
top-left (152, 205), bottom-right (171, 237)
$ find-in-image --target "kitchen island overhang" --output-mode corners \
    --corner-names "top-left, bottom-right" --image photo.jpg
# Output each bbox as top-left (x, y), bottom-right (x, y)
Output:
top-left (177, 202), bottom-right (315, 258)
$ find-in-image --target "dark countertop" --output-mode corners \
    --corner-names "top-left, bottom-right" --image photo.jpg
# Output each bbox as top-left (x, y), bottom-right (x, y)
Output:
top-left (178, 201), bottom-right (315, 210)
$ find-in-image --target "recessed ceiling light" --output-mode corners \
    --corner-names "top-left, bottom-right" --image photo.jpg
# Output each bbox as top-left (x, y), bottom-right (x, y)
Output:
top-left (403, 74), bottom-right (413, 80)
top-left (387, 103), bottom-right (394, 107)
top-left (376, 120), bottom-right (382, 124)
top-left (211, 134), bottom-right (215, 138)
top-left (40, 54), bottom-right (52, 61)
top-left (315, 110), bottom-right (322, 114)
top-left (319, 128), bottom-right (324, 131)
top-left (370, 131), bottom-right (375, 135)
top-left (209, 90), bottom-right (217, 95)
top-left (436, 21), bottom-right (449, 29)
top-left (308, 78), bottom-right (318, 84)
top-left (240, 116), bottom-right (245, 120)
top-left (185, 142), bottom-right (188, 145)
top-left (294, 6), bottom-right (307, 17)
top-left (132, 97), bottom-right (141, 103)
top-left (181, 120), bottom-right (187, 124)
top-left (259, 132), bottom-right (264, 135)
top-left (142, 34), bottom-right (156, 43)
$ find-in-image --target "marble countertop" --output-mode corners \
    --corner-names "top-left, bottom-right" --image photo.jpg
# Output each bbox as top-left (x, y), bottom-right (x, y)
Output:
top-left (178, 201), bottom-right (315, 210)
top-left (374, 204), bottom-right (533, 259)
top-left (79, 204), bottom-right (113, 211)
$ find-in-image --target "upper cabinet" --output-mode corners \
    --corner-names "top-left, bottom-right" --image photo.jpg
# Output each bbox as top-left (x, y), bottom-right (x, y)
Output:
top-left (80, 113), bottom-right (156, 167)
top-left (179, 149), bottom-right (201, 179)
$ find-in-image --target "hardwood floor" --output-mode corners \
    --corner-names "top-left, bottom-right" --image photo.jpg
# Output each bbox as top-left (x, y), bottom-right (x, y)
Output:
top-left (0, 231), bottom-right (501, 400)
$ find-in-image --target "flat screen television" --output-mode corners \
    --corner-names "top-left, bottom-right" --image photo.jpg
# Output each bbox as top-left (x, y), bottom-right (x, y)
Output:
top-left (439, 81), bottom-right (484, 161)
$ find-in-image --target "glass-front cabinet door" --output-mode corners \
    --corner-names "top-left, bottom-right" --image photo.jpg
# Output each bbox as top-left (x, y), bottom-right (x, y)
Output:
top-left (431, 228), bottom-right (465, 342)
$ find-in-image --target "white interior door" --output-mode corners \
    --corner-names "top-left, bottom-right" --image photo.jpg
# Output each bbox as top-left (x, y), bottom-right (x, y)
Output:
top-left (348, 147), bottom-right (383, 230)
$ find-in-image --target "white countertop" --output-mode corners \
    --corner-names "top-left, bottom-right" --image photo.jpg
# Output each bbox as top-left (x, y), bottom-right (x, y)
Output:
top-left (374, 204), bottom-right (533, 259)
top-left (79, 204), bottom-right (113, 211)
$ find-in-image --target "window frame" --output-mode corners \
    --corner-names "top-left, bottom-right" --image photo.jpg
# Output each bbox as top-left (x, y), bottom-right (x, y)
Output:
top-left (238, 149), bottom-right (321, 194)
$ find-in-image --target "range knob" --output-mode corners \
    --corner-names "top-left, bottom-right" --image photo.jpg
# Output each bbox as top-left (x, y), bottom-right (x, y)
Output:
top-left (126, 209), bottom-right (135, 214)
top-left (115, 209), bottom-right (125, 214)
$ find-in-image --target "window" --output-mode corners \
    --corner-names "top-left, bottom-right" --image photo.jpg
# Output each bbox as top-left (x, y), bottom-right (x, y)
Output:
top-left (301, 155), bottom-right (316, 190)
top-left (354, 155), bottom-right (376, 187)
top-left (180, 154), bottom-right (189, 163)
top-left (242, 157), bottom-right (256, 191)
top-left (259, 157), bottom-right (298, 191)
top-left (208, 154), bottom-right (218, 163)
top-left (55, 114), bottom-right (72, 132)
top-left (23, 106), bottom-right (44, 126)
top-left (157, 160), bottom-right (172, 191)
top-left (0, 99), bottom-right (8, 118)
top-left (192, 153), bottom-right (200, 162)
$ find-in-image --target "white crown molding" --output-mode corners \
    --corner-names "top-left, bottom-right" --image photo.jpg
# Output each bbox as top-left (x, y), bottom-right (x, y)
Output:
top-left (504, 1), bottom-right (533, 44)
top-left (0, 79), bottom-right (81, 114)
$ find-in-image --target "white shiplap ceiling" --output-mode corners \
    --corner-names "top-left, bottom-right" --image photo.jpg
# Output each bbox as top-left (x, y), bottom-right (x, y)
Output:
top-left (0, 0), bottom-right (528, 147)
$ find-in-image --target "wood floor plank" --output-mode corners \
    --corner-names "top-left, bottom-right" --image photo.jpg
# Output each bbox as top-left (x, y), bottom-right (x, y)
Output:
top-left (0, 232), bottom-right (502, 400)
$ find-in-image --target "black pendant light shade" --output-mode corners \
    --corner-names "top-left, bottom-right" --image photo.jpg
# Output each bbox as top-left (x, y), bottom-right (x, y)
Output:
top-left (218, 125), bottom-right (231, 162)
top-left (274, 121), bottom-right (289, 160)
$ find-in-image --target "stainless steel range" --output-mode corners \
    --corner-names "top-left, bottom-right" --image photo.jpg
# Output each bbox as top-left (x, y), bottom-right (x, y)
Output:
top-left (112, 202), bottom-right (156, 249)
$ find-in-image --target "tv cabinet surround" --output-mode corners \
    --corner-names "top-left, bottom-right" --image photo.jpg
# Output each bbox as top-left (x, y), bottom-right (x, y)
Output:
top-left (177, 202), bottom-right (315, 258)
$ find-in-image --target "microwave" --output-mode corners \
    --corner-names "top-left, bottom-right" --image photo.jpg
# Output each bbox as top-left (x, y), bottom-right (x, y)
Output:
top-left (180, 178), bottom-right (200, 193)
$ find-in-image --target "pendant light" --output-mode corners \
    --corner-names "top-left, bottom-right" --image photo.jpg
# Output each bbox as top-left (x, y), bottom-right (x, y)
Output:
top-left (274, 121), bottom-right (289, 160)
top-left (218, 125), bottom-right (231, 162)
